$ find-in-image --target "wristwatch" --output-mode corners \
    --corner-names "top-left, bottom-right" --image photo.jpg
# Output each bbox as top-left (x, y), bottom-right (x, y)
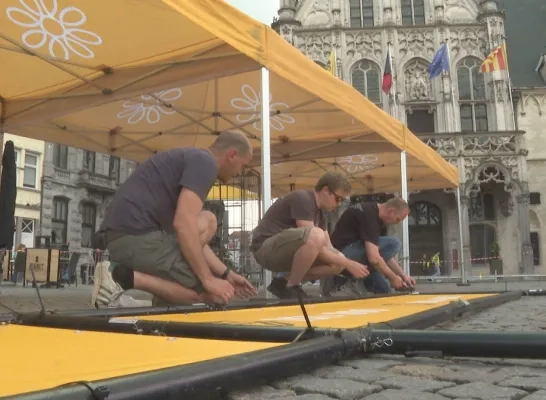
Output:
top-left (220, 266), bottom-right (230, 280)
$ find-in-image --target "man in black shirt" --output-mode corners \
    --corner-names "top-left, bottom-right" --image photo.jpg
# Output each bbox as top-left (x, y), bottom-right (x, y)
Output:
top-left (328, 198), bottom-right (416, 294)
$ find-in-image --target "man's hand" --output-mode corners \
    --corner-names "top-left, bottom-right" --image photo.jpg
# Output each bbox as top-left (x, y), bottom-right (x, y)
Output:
top-left (200, 292), bottom-right (224, 305)
top-left (389, 275), bottom-right (407, 290)
top-left (227, 272), bottom-right (257, 298)
top-left (345, 259), bottom-right (369, 279)
top-left (402, 274), bottom-right (416, 288)
top-left (202, 277), bottom-right (235, 304)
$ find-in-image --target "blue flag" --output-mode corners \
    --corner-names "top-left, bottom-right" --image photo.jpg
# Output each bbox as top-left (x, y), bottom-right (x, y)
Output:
top-left (428, 43), bottom-right (450, 79)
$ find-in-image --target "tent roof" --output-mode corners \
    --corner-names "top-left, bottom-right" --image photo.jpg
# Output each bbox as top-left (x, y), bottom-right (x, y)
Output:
top-left (237, 150), bottom-right (455, 198)
top-left (0, 0), bottom-right (458, 191)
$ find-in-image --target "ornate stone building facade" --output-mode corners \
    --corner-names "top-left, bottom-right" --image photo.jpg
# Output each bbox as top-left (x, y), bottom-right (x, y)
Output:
top-left (274, 0), bottom-right (545, 275)
top-left (39, 143), bottom-right (137, 252)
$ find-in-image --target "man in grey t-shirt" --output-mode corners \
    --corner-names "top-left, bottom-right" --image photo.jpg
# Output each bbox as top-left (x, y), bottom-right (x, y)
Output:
top-left (92, 131), bottom-right (256, 308)
top-left (251, 172), bottom-right (369, 299)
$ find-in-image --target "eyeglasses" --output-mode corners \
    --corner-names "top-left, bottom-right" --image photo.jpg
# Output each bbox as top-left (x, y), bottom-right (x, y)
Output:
top-left (328, 187), bottom-right (345, 203)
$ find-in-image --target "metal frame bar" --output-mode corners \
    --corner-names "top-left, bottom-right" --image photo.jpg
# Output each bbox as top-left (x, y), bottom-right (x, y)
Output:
top-left (14, 291), bottom-right (520, 342)
top-left (0, 292), bottom-right (409, 320)
top-left (4, 291), bottom-right (521, 400)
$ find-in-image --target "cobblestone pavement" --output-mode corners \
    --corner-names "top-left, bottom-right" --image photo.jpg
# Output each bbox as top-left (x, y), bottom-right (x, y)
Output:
top-left (3, 281), bottom-right (546, 399)
top-left (230, 296), bottom-right (546, 400)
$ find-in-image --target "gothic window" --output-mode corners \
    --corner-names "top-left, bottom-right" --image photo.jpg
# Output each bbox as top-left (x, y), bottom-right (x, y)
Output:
top-left (350, 0), bottom-right (374, 28)
top-left (469, 224), bottom-right (496, 262)
top-left (469, 192), bottom-right (495, 222)
top-left (408, 201), bottom-right (441, 226)
top-left (531, 232), bottom-right (540, 266)
top-left (109, 156), bottom-right (120, 182)
top-left (407, 109), bottom-right (435, 134)
top-left (53, 144), bottom-right (68, 169)
top-left (401, 0), bottom-right (425, 26)
top-left (52, 197), bottom-right (69, 245)
top-left (83, 151), bottom-right (96, 172)
top-left (81, 203), bottom-right (97, 248)
top-left (351, 60), bottom-right (381, 105)
top-left (457, 57), bottom-right (488, 132)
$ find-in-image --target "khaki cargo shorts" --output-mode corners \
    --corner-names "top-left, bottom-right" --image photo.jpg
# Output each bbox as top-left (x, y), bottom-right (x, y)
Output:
top-left (253, 227), bottom-right (312, 273)
top-left (107, 230), bottom-right (203, 293)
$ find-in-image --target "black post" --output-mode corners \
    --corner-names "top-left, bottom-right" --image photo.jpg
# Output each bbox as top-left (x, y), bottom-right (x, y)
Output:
top-left (367, 329), bottom-right (546, 359)
top-left (19, 314), bottom-right (333, 342)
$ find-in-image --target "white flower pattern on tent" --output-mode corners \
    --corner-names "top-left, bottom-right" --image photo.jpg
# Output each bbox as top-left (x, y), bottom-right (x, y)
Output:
top-left (337, 154), bottom-right (379, 173)
top-left (230, 84), bottom-right (295, 131)
top-left (6, 0), bottom-right (102, 60)
top-left (117, 88), bottom-right (182, 125)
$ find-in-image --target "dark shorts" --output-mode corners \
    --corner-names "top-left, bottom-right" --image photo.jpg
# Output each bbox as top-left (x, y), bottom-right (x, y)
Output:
top-left (107, 230), bottom-right (203, 293)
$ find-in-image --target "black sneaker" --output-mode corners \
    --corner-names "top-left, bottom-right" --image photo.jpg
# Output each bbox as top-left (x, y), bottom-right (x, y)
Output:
top-left (267, 277), bottom-right (290, 298)
top-left (285, 284), bottom-right (309, 299)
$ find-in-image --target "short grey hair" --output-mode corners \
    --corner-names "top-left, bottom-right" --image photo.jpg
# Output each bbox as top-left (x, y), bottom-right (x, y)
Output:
top-left (384, 197), bottom-right (409, 211)
top-left (210, 130), bottom-right (252, 156)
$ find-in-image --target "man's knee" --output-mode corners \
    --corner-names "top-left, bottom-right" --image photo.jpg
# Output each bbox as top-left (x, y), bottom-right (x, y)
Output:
top-left (382, 236), bottom-right (401, 254)
top-left (198, 210), bottom-right (217, 244)
top-left (306, 227), bottom-right (327, 248)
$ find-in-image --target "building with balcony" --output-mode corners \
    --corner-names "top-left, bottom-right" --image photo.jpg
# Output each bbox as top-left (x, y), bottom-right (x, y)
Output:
top-left (2, 134), bottom-right (45, 250)
top-left (39, 144), bottom-right (137, 251)
top-left (273, 0), bottom-right (545, 275)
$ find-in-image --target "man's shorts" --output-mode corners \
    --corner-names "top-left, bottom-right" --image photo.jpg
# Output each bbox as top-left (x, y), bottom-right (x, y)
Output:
top-left (106, 230), bottom-right (203, 292)
top-left (253, 227), bottom-right (312, 273)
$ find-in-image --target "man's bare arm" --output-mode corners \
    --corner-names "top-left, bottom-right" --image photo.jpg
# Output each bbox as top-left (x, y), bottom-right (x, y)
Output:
top-left (173, 189), bottom-right (214, 284)
top-left (385, 257), bottom-right (406, 277)
top-left (203, 245), bottom-right (229, 277)
top-left (296, 219), bottom-right (314, 228)
top-left (365, 241), bottom-right (397, 280)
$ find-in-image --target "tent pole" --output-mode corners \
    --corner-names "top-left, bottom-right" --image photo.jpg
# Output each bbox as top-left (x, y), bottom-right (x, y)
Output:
top-left (400, 151), bottom-right (410, 275)
top-left (260, 67), bottom-right (273, 297)
top-left (456, 187), bottom-right (468, 285)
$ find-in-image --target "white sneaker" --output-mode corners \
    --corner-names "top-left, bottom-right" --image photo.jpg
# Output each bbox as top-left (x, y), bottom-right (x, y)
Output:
top-left (92, 261), bottom-right (124, 309)
top-left (110, 295), bottom-right (152, 308)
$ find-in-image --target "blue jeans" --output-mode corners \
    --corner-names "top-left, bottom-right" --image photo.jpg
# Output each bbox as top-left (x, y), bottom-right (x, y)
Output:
top-left (340, 236), bottom-right (402, 294)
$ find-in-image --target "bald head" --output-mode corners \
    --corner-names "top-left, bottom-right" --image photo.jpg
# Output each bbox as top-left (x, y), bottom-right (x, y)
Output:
top-left (210, 131), bottom-right (254, 183)
top-left (210, 130), bottom-right (252, 157)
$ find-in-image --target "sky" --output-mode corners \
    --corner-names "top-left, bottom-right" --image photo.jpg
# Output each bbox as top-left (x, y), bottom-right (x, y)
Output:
top-left (226, 0), bottom-right (279, 25)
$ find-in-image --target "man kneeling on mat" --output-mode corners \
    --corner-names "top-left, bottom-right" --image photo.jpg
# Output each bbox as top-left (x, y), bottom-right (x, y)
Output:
top-left (92, 131), bottom-right (257, 309)
top-left (250, 172), bottom-right (369, 299)
top-left (325, 197), bottom-right (416, 296)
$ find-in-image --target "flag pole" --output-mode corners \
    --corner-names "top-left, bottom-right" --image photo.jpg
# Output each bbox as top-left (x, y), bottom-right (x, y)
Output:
top-left (333, 46), bottom-right (337, 77)
top-left (444, 40), bottom-right (458, 129)
top-left (502, 37), bottom-right (516, 131)
top-left (389, 42), bottom-right (398, 119)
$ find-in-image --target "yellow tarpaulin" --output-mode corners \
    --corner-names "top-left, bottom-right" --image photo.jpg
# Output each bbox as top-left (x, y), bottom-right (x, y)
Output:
top-left (113, 294), bottom-right (494, 329)
top-left (0, 0), bottom-right (458, 193)
top-left (207, 185), bottom-right (259, 201)
top-left (0, 325), bottom-right (281, 397)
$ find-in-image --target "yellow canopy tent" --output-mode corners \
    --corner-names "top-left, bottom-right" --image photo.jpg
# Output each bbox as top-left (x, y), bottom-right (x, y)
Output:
top-left (0, 0), bottom-right (458, 192)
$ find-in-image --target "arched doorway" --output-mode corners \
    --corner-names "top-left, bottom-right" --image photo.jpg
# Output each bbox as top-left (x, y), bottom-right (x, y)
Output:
top-left (408, 201), bottom-right (444, 275)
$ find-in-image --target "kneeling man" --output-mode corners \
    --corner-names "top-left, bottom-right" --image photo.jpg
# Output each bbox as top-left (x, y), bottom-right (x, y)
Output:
top-left (251, 172), bottom-right (369, 299)
top-left (328, 197), bottom-right (416, 295)
top-left (92, 131), bottom-right (257, 308)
